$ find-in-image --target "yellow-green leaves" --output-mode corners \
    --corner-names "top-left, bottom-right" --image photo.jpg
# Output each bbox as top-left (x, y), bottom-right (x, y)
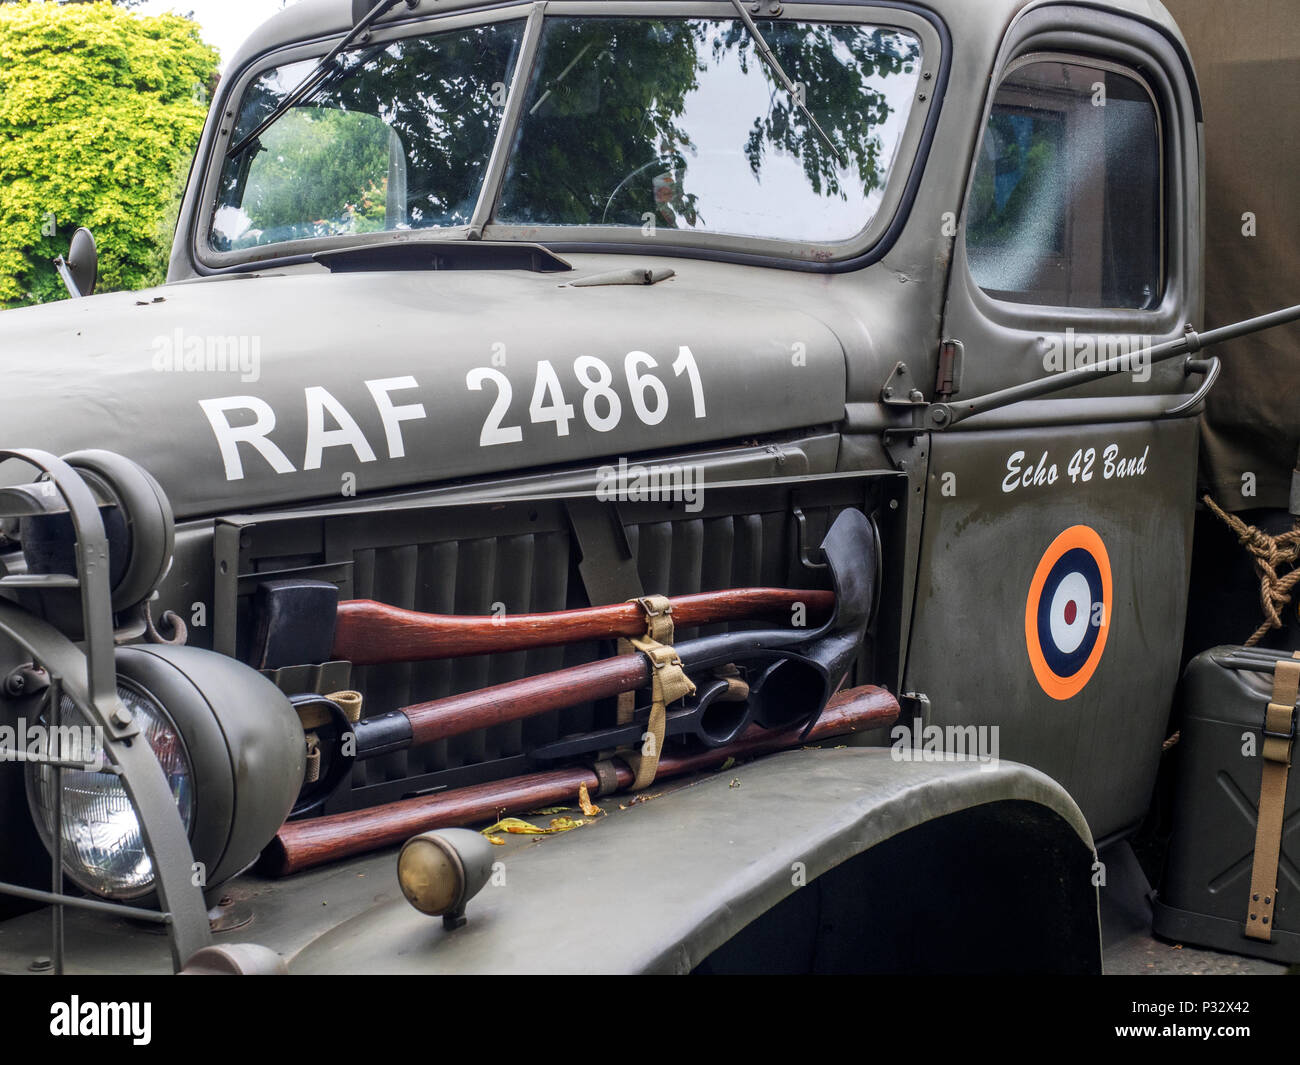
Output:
top-left (0, 2), bottom-right (219, 306)
top-left (480, 816), bottom-right (591, 844)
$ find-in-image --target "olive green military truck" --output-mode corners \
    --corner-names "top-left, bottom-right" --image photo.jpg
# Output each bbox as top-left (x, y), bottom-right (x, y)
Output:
top-left (0, 0), bottom-right (1295, 974)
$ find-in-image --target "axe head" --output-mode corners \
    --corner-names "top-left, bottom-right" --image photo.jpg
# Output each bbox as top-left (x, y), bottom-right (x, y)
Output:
top-left (249, 579), bottom-right (339, 670)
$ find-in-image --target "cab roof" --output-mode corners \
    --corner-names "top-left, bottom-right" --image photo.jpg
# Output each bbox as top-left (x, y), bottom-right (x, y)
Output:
top-left (226, 0), bottom-right (1189, 77)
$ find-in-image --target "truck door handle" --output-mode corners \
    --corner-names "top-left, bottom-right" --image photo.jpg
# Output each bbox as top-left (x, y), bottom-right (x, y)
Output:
top-left (1166, 355), bottom-right (1221, 416)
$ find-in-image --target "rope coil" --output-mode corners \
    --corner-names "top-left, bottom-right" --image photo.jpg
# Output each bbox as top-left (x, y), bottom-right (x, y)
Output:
top-left (1204, 494), bottom-right (1300, 646)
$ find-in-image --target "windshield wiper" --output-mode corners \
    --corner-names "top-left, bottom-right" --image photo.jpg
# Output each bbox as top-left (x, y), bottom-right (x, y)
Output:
top-left (227, 0), bottom-right (415, 160)
top-left (726, 0), bottom-right (847, 167)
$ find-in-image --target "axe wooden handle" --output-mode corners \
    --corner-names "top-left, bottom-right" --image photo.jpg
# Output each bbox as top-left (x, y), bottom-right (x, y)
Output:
top-left (400, 654), bottom-right (652, 746)
top-left (333, 588), bottom-right (833, 666)
top-left (262, 683), bottom-right (899, 876)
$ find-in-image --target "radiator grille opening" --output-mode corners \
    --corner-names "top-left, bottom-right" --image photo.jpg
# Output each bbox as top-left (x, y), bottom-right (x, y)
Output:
top-left (215, 475), bottom-right (892, 814)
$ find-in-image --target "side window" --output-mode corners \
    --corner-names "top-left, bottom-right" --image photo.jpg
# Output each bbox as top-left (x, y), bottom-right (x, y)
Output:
top-left (965, 58), bottom-right (1162, 310)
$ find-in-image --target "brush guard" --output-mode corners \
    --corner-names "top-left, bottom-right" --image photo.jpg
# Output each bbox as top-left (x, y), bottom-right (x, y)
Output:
top-left (0, 450), bottom-right (212, 973)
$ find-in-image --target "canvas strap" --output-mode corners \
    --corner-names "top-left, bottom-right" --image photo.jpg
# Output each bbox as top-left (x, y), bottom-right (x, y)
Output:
top-left (299, 691), bottom-right (362, 786)
top-left (616, 597), bottom-right (674, 725)
top-left (1245, 654), bottom-right (1299, 940)
top-left (615, 595), bottom-right (695, 790)
top-left (303, 734), bottom-right (322, 784)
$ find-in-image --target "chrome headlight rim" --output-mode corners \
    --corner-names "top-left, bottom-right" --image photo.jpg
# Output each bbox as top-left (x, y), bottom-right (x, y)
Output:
top-left (24, 677), bottom-right (196, 902)
top-left (20, 643), bottom-right (304, 906)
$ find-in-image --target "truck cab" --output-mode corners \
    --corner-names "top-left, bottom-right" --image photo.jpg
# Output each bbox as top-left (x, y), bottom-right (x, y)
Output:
top-left (0, 0), bottom-right (1279, 975)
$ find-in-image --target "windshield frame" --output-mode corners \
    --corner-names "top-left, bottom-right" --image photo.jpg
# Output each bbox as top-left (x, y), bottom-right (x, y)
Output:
top-left (192, 1), bottom-right (945, 274)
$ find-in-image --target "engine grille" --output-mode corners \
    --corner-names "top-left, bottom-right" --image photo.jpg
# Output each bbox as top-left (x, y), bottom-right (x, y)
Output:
top-left (213, 474), bottom-right (889, 813)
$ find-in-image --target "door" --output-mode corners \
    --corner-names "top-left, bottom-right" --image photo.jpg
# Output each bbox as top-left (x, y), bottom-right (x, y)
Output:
top-left (903, 6), bottom-right (1205, 840)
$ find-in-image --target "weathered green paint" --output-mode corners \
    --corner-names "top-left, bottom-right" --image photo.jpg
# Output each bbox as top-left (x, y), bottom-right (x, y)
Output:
top-left (905, 417), bottom-right (1198, 838)
top-left (0, 0), bottom-right (1211, 973)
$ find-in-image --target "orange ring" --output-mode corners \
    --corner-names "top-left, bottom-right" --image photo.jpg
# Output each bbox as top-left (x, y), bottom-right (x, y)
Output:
top-left (1024, 525), bottom-right (1112, 701)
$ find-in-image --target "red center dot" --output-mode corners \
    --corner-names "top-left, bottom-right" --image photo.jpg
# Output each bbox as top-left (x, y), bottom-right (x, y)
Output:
top-left (1064, 601), bottom-right (1078, 625)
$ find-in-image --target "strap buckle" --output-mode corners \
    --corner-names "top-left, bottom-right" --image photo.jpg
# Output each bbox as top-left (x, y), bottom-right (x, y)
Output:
top-left (629, 594), bottom-right (674, 645)
top-left (632, 595), bottom-right (672, 619)
top-left (1263, 717), bottom-right (1294, 743)
top-left (639, 641), bottom-right (684, 672)
top-left (1263, 705), bottom-right (1297, 744)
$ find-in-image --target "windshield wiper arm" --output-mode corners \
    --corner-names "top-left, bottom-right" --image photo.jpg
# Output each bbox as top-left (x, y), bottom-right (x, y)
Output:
top-left (727, 0), bottom-right (847, 167)
top-left (226, 0), bottom-right (415, 160)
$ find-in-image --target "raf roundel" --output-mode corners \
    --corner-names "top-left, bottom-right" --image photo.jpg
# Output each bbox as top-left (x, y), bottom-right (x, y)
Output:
top-left (1024, 525), bottom-right (1112, 701)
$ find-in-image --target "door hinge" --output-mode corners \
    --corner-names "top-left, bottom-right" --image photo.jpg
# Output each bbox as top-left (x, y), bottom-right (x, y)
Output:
top-left (936, 339), bottom-right (964, 399)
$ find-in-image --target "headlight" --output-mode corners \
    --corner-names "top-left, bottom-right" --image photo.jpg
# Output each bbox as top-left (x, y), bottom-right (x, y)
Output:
top-left (26, 681), bottom-right (195, 900)
top-left (23, 645), bottom-right (304, 903)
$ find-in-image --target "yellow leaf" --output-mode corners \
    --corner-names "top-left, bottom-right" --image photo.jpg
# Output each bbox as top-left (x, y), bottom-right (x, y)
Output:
top-left (528, 806), bottom-right (571, 816)
top-left (578, 782), bottom-right (603, 817)
top-left (485, 835), bottom-right (506, 846)
top-left (480, 816), bottom-right (589, 838)
top-left (480, 817), bottom-right (548, 836)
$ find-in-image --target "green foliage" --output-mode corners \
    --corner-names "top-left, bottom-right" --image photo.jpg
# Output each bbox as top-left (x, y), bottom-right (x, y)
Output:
top-left (214, 21), bottom-right (520, 249)
top-left (0, 1), bottom-right (218, 307)
top-left (733, 23), bottom-right (920, 199)
top-left (225, 107), bottom-right (392, 247)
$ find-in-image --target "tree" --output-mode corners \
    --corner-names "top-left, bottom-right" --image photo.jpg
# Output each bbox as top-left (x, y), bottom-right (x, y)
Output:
top-left (0, 2), bottom-right (218, 307)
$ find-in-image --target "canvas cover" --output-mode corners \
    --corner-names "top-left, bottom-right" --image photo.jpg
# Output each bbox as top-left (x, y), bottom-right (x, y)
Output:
top-left (1164, 0), bottom-right (1300, 512)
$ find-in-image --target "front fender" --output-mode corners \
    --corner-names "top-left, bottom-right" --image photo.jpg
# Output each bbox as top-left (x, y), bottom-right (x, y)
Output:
top-left (289, 747), bottom-right (1100, 974)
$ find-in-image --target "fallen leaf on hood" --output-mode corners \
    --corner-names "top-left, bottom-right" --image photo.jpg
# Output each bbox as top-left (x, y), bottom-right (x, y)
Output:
top-left (480, 817), bottom-right (548, 836)
top-left (578, 782), bottom-right (603, 817)
top-left (480, 816), bottom-right (589, 839)
top-left (527, 806), bottom-right (572, 816)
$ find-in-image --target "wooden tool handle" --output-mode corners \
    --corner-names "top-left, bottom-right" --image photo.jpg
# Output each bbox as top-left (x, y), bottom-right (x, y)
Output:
top-left (401, 654), bottom-right (652, 746)
top-left (263, 683), bottom-right (899, 876)
top-left (333, 588), bottom-right (834, 666)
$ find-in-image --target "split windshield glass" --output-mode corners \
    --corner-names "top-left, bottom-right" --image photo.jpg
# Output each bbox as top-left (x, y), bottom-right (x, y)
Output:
top-left (209, 14), bottom-right (922, 253)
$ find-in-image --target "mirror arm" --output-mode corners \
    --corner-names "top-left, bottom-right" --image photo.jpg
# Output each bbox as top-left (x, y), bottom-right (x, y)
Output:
top-left (52, 256), bottom-right (82, 299)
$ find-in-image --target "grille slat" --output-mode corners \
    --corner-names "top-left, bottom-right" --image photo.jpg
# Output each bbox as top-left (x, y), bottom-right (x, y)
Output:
top-left (448, 537), bottom-right (497, 769)
top-left (696, 517), bottom-right (737, 638)
top-left (734, 513), bottom-right (764, 588)
top-left (635, 521), bottom-right (673, 594)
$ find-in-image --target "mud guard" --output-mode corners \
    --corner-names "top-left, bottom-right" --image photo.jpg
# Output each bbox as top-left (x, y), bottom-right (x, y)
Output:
top-left (289, 747), bottom-right (1100, 974)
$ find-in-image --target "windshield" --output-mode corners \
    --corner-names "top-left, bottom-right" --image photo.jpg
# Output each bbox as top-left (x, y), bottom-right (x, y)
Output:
top-left (210, 14), bottom-right (923, 253)
top-left (212, 21), bottom-right (525, 249)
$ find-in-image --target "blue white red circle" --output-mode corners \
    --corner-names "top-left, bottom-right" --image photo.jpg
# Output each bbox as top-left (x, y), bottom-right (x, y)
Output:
top-left (1025, 527), bottom-right (1112, 700)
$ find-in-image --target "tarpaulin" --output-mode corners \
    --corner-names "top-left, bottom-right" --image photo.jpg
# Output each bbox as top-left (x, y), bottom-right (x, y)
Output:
top-left (1164, 0), bottom-right (1300, 511)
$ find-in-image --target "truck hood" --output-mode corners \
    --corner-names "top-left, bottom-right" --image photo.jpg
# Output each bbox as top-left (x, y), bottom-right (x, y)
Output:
top-left (0, 269), bottom-right (847, 518)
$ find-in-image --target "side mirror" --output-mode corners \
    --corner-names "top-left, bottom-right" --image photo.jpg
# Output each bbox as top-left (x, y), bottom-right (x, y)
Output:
top-left (52, 226), bottom-right (97, 298)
